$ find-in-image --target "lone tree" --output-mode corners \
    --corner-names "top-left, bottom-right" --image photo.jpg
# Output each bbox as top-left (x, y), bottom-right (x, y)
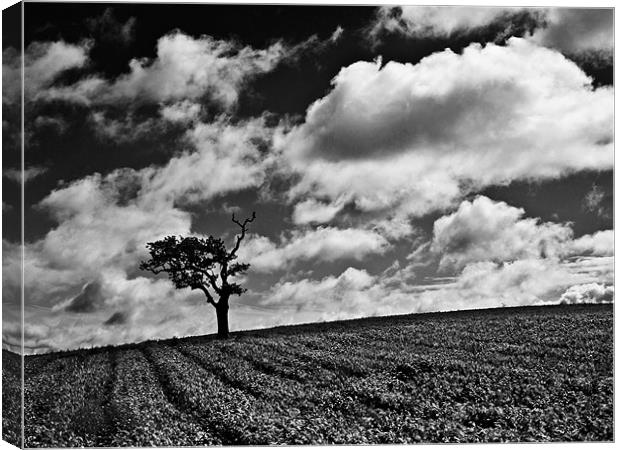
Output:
top-left (140, 212), bottom-right (256, 339)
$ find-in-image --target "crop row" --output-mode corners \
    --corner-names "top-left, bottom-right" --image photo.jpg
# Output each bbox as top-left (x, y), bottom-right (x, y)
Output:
top-left (106, 349), bottom-right (217, 447)
top-left (24, 352), bottom-right (113, 447)
top-left (183, 314), bottom-right (613, 441)
top-left (174, 341), bottom-right (380, 443)
top-left (181, 338), bottom-right (501, 442)
top-left (18, 305), bottom-right (613, 445)
top-left (143, 344), bottom-right (307, 444)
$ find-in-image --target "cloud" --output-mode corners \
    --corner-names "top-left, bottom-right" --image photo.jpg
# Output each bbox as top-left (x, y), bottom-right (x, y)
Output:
top-left (369, 6), bottom-right (527, 41)
top-left (160, 100), bottom-right (202, 123)
top-left (36, 76), bottom-right (107, 106)
top-left (11, 184), bottom-right (613, 354)
top-left (52, 270), bottom-right (181, 318)
top-left (291, 198), bottom-right (346, 225)
top-left (256, 258), bottom-right (577, 326)
top-left (62, 281), bottom-right (106, 313)
top-left (257, 266), bottom-right (427, 324)
top-left (86, 7), bottom-right (136, 46)
top-left (103, 311), bottom-right (130, 326)
top-left (3, 321), bottom-right (56, 353)
top-left (221, 203), bottom-right (242, 215)
top-left (402, 254), bottom-right (611, 313)
top-left (562, 257), bottom-right (614, 286)
top-left (428, 197), bottom-right (613, 290)
top-left (408, 241), bottom-right (612, 311)
top-left (431, 196), bottom-right (573, 271)
top-left (582, 184), bottom-right (610, 218)
top-left (141, 115), bottom-right (275, 204)
top-left (38, 170), bottom-right (191, 274)
top-left (279, 38), bottom-right (613, 225)
top-left (331, 26), bottom-right (344, 42)
top-left (33, 116), bottom-right (68, 135)
top-left (7, 19), bottom-right (614, 353)
top-left (89, 111), bottom-right (159, 143)
top-left (16, 293), bottom-right (211, 353)
top-left (1, 115), bottom-right (283, 352)
top-left (2, 40), bottom-right (90, 104)
top-left (583, 183), bottom-right (605, 211)
top-left (559, 283), bottom-right (613, 304)
top-left (85, 113), bottom-right (273, 197)
top-left (5, 168), bottom-right (192, 331)
top-left (42, 31), bottom-right (288, 110)
top-left (401, 196), bottom-right (613, 311)
top-left (279, 27), bottom-right (349, 64)
top-left (1, 320), bottom-right (22, 352)
top-left (2, 113), bottom-right (274, 307)
top-left (369, 7), bottom-right (612, 56)
top-left (3, 166), bottom-right (48, 183)
top-left (434, 259), bottom-right (578, 308)
top-left (529, 8), bottom-right (613, 54)
top-left (569, 230), bottom-right (613, 257)
top-left (264, 267), bottom-right (375, 307)
top-left (5, 252), bottom-right (211, 352)
top-left (27, 40), bottom-right (88, 83)
top-left (255, 246), bottom-right (613, 327)
top-left (240, 227), bottom-right (390, 272)
top-left (23, 29), bottom-right (345, 145)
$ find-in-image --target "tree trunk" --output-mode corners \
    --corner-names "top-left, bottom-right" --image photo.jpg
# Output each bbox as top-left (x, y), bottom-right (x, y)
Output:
top-left (215, 300), bottom-right (229, 339)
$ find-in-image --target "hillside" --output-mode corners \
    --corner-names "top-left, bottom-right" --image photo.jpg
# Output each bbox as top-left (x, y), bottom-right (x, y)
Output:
top-left (3, 303), bottom-right (614, 446)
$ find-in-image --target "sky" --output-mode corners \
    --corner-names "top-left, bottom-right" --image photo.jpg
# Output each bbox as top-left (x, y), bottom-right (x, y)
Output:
top-left (1, 2), bottom-right (614, 354)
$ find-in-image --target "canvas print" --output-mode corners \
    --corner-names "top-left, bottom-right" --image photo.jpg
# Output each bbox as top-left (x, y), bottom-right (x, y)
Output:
top-left (1, 2), bottom-right (614, 447)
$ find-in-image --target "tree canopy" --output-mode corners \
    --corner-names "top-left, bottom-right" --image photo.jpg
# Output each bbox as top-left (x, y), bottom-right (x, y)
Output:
top-left (140, 212), bottom-right (255, 337)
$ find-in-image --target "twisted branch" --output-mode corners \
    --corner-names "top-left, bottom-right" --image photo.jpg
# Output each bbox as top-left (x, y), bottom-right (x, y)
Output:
top-left (229, 211), bottom-right (256, 258)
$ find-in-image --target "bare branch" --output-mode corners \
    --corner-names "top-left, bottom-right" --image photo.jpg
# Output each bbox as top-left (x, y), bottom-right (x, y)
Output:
top-left (229, 211), bottom-right (256, 258)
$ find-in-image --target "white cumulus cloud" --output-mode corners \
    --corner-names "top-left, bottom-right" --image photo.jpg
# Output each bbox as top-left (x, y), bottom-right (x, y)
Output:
top-left (42, 31), bottom-right (289, 110)
top-left (370, 6), bottom-right (525, 40)
top-left (431, 196), bottom-right (573, 271)
top-left (559, 283), bottom-right (613, 304)
top-left (240, 227), bottom-right (391, 273)
top-left (160, 100), bottom-right (202, 123)
top-left (569, 230), bottom-right (613, 257)
top-left (279, 38), bottom-right (612, 226)
top-left (3, 40), bottom-right (90, 104)
top-left (3, 166), bottom-right (48, 184)
top-left (370, 7), bottom-right (612, 55)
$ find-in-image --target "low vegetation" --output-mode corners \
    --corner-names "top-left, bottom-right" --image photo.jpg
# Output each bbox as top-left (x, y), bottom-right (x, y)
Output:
top-left (2, 350), bottom-right (21, 447)
top-left (3, 303), bottom-right (613, 446)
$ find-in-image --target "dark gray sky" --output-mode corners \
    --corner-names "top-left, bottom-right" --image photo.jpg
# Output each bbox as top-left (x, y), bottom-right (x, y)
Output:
top-left (2, 2), bottom-right (614, 353)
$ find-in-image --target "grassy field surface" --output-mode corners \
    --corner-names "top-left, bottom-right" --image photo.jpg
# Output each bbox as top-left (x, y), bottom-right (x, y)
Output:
top-left (3, 303), bottom-right (613, 446)
top-left (2, 348), bottom-right (21, 447)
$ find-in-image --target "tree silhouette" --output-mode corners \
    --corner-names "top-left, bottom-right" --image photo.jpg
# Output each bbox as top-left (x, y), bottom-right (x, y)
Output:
top-left (140, 212), bottom-right (256, 338)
